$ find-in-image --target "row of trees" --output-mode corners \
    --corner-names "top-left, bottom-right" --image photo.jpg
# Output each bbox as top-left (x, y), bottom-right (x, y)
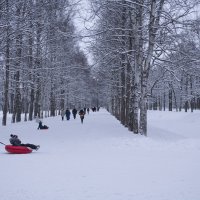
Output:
top-left (89, 0), bottom-right (200, 136)
top-left (149, 29), bottom-right (200, 112)
top-left (1, 0), bottom-right (200, 137)
top-left (0, 0), bottom-right (93, 125)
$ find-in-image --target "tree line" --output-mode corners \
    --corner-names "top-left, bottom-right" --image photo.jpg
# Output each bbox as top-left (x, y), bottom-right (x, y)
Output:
top-left (0, 0), bottom-right (93, 126)
top-left (88, 0), bottom-right (200, 136)
top-left (1, 0), bottom-right (200, 137)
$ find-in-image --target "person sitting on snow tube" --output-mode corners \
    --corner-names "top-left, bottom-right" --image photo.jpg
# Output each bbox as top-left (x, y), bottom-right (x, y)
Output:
top-left (9, 134), bottom-right (40, 150)
top-left (38, 121), bottom-right (49, 130)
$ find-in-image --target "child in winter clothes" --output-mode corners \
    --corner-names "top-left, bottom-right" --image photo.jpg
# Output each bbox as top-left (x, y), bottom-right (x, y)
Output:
top-left (38, 121), bottom-right (49, 129)
top-left (9, 134), bottom-right (40, 150)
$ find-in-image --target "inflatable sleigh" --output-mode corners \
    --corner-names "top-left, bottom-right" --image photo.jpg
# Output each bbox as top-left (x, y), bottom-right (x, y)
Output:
top-left (5, 145), bottom-right (32, 154)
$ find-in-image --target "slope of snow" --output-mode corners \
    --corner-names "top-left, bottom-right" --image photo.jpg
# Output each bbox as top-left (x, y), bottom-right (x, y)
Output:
top-left (0, 109), bottom-right (200, 200)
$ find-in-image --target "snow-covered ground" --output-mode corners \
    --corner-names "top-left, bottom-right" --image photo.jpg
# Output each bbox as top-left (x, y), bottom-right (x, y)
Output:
top-left (0, 109), bottom-right (200, 200)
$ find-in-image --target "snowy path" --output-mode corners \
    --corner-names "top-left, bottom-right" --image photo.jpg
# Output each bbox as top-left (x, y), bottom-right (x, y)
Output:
top-left (0, 109), bottom-right (200, 200)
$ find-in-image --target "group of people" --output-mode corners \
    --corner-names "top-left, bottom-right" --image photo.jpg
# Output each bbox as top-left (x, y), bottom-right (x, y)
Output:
top-left (91, 107), bottom-right (100, 112)
top-left (60, 107), bottom-right (101, 123)
top-left (7, 117), bottom-right (48, 151)
top-left (8, 106), bottom-right (101, 151)
top-left (6, 116), bottom-right (48, 151)
top-left (61, 108), bottom-right (87, 124)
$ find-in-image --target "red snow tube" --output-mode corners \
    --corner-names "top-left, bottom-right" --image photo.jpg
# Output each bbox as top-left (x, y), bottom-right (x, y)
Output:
top-left (5, 145), bottom-right (32, 154)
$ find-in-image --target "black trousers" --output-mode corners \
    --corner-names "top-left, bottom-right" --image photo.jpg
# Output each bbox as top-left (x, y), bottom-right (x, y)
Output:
top-left (20, 144), bottom-right (37, 150)
top-left (80, 116), bottom-right (84, 123)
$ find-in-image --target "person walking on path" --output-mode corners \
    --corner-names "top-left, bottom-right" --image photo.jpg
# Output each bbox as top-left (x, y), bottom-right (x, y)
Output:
top-left (72, 108), bottom-right (77, 119)
top-left (87, 108), bottom-right (90, 114)
top-left (84, 107), bottom-right (86, 113)
top-left (79, 109), bottom-right (85, 124)
top-left (65, 108), bottom-right (71, 120)
top-left (92, 107), bottom-right (96, 112)
top-left (61, 109), bottom-right (65, 121)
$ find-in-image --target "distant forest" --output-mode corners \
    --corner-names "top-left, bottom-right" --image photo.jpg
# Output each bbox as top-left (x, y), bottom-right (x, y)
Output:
top-left (1, 0), bottom-right (200, 136)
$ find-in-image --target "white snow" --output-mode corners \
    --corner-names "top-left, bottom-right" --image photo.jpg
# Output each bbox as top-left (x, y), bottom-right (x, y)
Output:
top-left (0, 109), bottom-right (200, 200)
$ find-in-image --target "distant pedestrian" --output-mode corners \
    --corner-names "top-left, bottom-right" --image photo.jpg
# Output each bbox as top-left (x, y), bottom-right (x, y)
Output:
top-left (61, 109), bottom-right (65, 121)
top-left (87, 108), bottom-right (90, 114)
top-left (79, 109), bottom-right (85, 124)
top-left (65, 109), bottom-right (71, 120)
top-left (84, 107), bottom-right (86, 113)
top-left (72, 108), bottom-right (77, 119)
top-left (92, 107), bottom-right (96, 112)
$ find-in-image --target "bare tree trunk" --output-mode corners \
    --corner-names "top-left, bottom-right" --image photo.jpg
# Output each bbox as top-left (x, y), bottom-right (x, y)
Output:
top-left (34, 11), bottom-right (42, 118)
top-left (2, 1), bottom-right (10, 125)
top-left (23, 87), bottom-right (29, 122)
top-left (120, 64), bottom-right (126, 125)
top-left (184, 74), bottom-right (189, 112)
top-left (168, 87), bottom-right (173, 111)
top-left (12, 3), bottom-right (23, 123)
top-left (60, 88), bottom-right (65, 110)
top-left (50, 89), bottom-right (56, 116)
top-left (172, 85), bottom-right (178, 111)
top-left (139, 0), bottom-right (165, 136)
top-left (190, 75), bottom-right (194, 112)
top-left (34, 83), bottom-right (41, 117)
top-left (28, 7), bottom-right (34, 121)
top-left (12, 71), bottom-right (22, 123)
top-left (179, 74), bottom-right (183, 111)
top-left (163, 87), bottom-right (166, 111)
top-left (120, 3), bottom-right (126, 126)
top-left (125, 20), bottom-right (132, 128)
top-left (140, 71), bottom-right (148, 135)
top-left (130, 0), bottom-right (144, 133)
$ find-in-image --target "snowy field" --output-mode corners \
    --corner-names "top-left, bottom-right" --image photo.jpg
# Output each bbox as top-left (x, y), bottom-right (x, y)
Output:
top-left (0, 109), bottom-right (200, 200)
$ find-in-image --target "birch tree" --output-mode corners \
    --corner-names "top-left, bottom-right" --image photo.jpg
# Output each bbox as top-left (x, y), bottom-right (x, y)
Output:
top-left (89, 0), bottom-right (200, 136)
top-left (0, 0), bottom-right (92, 125)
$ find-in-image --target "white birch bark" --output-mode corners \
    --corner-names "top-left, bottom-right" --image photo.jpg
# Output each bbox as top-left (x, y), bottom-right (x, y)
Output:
top-left (139, 0), bottom-right (165, 136)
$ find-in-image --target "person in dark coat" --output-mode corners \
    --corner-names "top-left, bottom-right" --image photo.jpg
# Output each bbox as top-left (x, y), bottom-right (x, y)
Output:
top-left (92, 107), bottom-right (96, 112)
top-left (9, 134), bottom-right (40, 150)
top-left (87, 108), bottom-right (90, 114)
top-left (72, 108), bottom-right (77, 119)
top-left (79, 109), bottom-right (85, 124)
top-left (84, 107), bottom-right (86, 113)
top-left (38, 121), bottom-right (49, 129)
top-left (65, 108), bottom-right (71, 120)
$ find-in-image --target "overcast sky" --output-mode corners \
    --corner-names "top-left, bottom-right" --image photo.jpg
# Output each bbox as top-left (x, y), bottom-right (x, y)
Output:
top-left (73, 0), bottom-right (95, 65)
